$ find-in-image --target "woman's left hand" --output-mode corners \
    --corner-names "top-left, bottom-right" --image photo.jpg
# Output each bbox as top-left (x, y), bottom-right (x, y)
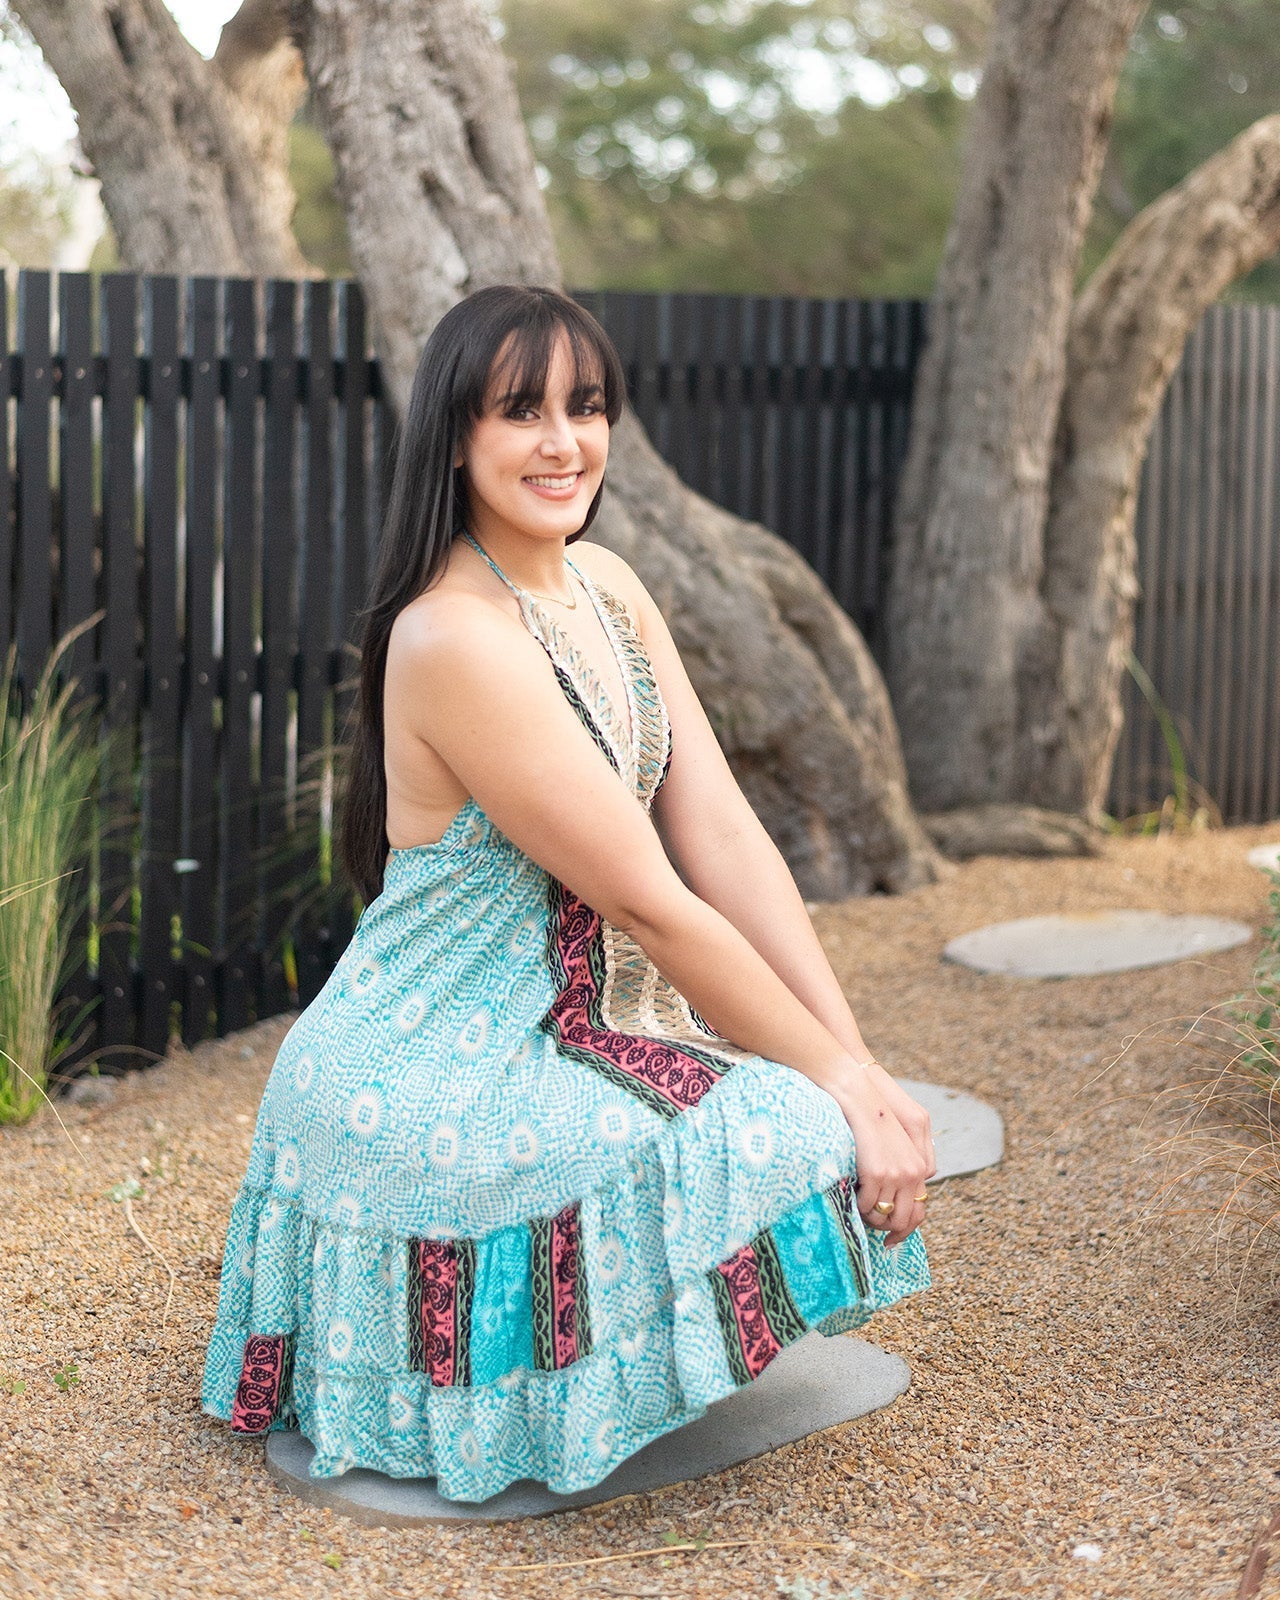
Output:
top-left (860, 1062), bottom-right (937, 1182)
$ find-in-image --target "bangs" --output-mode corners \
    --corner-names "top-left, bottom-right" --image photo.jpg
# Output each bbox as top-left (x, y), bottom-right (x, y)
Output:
top-left (468, 301), bottom-right (625, 427)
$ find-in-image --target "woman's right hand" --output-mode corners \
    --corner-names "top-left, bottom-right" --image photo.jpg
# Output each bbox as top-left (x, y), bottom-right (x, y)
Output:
top-left (821, 1064), bottom-right (931, 1249)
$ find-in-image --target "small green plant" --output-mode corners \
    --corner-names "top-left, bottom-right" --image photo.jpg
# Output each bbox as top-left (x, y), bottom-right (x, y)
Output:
top-left (1103, 651), bottom-right (1221, 835)
top-left (1, 1374), bottom-right (27, 1396)
top-left (0, 617), bottom-right (105, 1123)
top-left (51, 1361), bottom-right (80, 1392)
top-left (321, 1552), bottom-right (343, 1570)
top-left (1233, 870), bottom-right (1280, 1078)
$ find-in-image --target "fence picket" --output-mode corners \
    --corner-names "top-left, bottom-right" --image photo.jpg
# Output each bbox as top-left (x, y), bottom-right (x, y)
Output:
top-left (98, 273), bottom-right (140, 1058)
top-left (17, 271), bottom-right (52, 671)
top-left (138, 276), bottom-right (182, 1059)
top-left (259, 279), bottom-right (299, 1021)
top-left (297, 279), bottom-right (335, 1006)
top-left (180, 278), bottom-right (220, 1046)
top-left (0, 272), bottom-right (11, 663)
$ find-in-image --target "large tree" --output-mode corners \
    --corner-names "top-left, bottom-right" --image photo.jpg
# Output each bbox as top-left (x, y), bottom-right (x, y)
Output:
top-left (887, 0), bottom-right (1280, 817)
top-left (9, 0), bottom-right (941, 897)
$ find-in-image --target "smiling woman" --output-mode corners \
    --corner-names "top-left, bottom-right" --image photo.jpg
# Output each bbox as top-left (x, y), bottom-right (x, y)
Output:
top-left (199, 284), bottom-right (934, 1503)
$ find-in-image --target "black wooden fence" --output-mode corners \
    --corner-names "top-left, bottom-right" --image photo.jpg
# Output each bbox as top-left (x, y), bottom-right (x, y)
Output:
top-left (1, 271), bottom-right (1277, 1069)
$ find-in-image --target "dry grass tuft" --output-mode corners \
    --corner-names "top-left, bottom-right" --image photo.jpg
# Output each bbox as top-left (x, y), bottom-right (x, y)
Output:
top-left (1130, 874), bottom-right (1280, 1312)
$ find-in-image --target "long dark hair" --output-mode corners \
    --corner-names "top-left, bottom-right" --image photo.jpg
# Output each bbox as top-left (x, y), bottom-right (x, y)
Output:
top-left (340, 284), bottom-right (627, 904)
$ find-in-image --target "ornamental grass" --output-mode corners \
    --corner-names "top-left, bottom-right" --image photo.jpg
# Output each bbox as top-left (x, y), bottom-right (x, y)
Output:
top-left (0, 619), bottom-right (102, 1124)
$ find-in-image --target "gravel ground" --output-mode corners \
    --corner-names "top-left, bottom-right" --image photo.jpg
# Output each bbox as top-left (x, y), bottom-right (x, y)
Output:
top-left (2, 823), bottom-right (1279, 1600)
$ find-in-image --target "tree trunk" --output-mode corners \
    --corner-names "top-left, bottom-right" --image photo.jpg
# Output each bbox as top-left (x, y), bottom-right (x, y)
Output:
top-left (300, 0), bottom-right (942, 897)
top-left (1025, 115), bottom-right (1280, 813)
top-left (13, 0), bottom-right (311, 276)
top-left (886, 0), bottom-right (1146, 812)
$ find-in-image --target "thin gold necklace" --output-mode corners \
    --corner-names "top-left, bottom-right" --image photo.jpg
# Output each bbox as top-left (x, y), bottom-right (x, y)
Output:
top-left (526, 578), bottom-right (578, 610)
top-left (463, 529), bottom-right (579, 608)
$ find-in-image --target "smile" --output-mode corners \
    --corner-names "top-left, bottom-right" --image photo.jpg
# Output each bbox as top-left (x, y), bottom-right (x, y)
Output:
top-left (524, 473), bottom-right (583, 491)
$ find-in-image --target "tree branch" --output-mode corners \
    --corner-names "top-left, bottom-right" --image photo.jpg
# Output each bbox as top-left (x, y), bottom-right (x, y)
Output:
top-left (12, 0), bottom-right (309, 275)
top-left (1027, 115), bottom-right (1280, 810)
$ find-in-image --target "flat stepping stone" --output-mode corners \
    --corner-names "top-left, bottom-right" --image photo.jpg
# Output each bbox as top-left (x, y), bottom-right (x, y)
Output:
top-left (264, 1332), bottom-right (909, 1526)
top-left (943, 909), bottom-right (1252, 978)
top-left (896, 1078), bottom-right (1003, 1180)
top-left (1247, 843), bottom-right (1280, 874)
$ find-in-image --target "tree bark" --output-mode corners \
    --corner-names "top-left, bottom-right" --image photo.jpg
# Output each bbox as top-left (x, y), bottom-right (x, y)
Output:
top-left (886, 0), bottom-right (1146, 812)
top-left (300, 0), bottom-right (942, 896)
top-left (13, 0), bottom-right (311, 276)
top-left (1026, 115), bottom-right (1280, 813)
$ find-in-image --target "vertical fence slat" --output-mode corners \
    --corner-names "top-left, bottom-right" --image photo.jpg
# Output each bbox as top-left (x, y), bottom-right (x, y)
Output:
top-left (297, 279), bottom-right (334, 1005)
top-left (329, 280), bottom-right (369, 957)
top-left (258, 279), bottom-right (298, 1020)
top-left (17, 270), bottom-right (53, 671)
top-left (1255, 312), bottom-right (1280, 821)
top-left (138, 276), bottom-right (182, 1059)
top-left (53, 272), bottom-right (99, 1068)
top-left (218, 279), bottom-right (259, 1032)
top-left (0, 271), bottom-right (11, 663)
top-left (98, 273), bottom-right (141, 1058)
top-left (57, 274), bottom-right (96, 687)
top-left (180, 278), bottom-right (220, 1046)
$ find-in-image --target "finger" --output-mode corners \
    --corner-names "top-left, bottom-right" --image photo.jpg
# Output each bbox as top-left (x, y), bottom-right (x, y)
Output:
top-left (856, 1185), bottom-right (896, 1230)
top-left (885, 1184), bottom-right (928, 1248)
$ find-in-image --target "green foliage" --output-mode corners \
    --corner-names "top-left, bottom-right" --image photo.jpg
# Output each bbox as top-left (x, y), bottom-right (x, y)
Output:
top-left (289, 113), bottom-right (352, 279)
top-left (1102, 651), bottom-right (1221, 836)
top-left (499, 0), bottom-right (979, 294)
top-left (1234, 870), bottom-right (1280, 1078)
top-left (51, 1361), bottom-right (80, 1392)
top-left (1091, 0), bottom-right (1280, 300)
top-left (0, 620), bottom-right (103, 1123)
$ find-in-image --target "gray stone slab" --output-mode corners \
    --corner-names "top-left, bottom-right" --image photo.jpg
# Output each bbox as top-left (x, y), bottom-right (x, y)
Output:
top-left (264, 1332), bottom-right (908, 1526)
top-left (942, 909), bottom-right (1252, 978)
top-left (895, 1077), bottom-right (1003, 1179)
top-left (1247, 842), bottom-right (1280, 874)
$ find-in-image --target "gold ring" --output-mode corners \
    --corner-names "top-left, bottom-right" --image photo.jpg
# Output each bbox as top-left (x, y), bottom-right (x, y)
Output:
top-left (873, 1200), bottom-right (895, 1215)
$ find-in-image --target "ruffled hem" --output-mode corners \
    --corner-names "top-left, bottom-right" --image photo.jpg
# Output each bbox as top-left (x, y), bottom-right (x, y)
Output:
top-left (200, 1150), bottom-right (930, 1501)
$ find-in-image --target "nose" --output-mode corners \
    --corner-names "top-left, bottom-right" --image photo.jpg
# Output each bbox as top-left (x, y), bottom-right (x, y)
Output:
top-left (538, 407), bottom-right (579, 459)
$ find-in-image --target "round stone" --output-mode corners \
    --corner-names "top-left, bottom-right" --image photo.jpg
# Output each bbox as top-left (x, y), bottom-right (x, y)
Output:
top-left (263, 1333), bottom-right (911, 1526)
top-left (943, 909), bottom-right (1253, 978)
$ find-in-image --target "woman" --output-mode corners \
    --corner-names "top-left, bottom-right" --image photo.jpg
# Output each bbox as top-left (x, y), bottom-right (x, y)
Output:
top-left (201, 284), bottom-right (933, 1503)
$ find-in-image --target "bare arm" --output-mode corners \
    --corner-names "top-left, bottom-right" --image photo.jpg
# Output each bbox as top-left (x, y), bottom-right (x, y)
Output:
top-left (386, 592), bottom-right (930, 1243)
top-left (578, 543), bottom-right (935, 1182)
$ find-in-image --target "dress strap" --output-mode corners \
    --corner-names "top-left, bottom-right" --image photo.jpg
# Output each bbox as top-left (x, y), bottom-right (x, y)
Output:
top-left (458, 529), bottom-right (525, 598)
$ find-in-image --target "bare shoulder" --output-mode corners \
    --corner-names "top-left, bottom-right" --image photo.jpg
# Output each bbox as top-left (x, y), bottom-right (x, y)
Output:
top-left (387, 582), bottom-right (536, 684)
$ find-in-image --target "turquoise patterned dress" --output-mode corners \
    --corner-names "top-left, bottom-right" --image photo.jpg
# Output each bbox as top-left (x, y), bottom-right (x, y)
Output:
top-left (200, 531), bottom-right (931, 1502)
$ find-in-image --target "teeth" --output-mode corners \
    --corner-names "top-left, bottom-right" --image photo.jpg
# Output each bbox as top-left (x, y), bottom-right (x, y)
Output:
top-left (526, 474), bottom-right (579, 488)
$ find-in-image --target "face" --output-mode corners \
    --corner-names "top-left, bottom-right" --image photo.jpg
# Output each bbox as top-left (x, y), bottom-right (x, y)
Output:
top-left (456, 329), bottom-right (610, 546)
